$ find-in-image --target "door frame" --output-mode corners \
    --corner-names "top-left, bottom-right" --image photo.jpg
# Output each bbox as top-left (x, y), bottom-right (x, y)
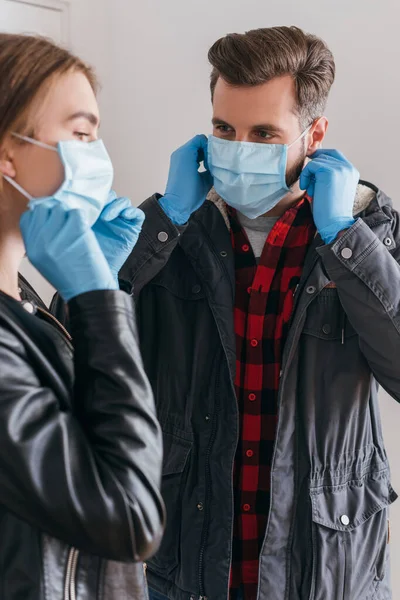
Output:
top-left (5, 0), bottom-right (70, 43)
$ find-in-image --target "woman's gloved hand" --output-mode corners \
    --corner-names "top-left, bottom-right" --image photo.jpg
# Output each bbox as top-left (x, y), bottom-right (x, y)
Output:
top-left (20, 200), bottom-right (117, 302)
top-left (92, 192), bottom-right (145, 284)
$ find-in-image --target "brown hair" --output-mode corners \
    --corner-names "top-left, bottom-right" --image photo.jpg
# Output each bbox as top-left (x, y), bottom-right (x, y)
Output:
top-left (0, 33), bottom-right (97, 143)
top-left (208, 26), bottom-right (335, 126)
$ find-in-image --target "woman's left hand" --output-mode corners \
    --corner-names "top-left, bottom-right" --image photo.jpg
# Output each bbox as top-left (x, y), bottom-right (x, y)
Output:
top-left (92, 192), bottom-right (145, 284)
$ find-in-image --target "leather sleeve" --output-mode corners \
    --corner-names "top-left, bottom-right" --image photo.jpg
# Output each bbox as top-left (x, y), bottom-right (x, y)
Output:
top-left (0, 290), bottom-right (165, 561)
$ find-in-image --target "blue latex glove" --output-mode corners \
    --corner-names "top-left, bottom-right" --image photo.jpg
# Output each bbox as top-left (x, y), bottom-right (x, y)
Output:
top-left (300, 149), bottom-right (360, 244)
top-left (159, 134), bottom-right (213, 225)
top-left (92, 192), bottom-right (145, 284)
top-left (20, 200), bottom-right (117, 302)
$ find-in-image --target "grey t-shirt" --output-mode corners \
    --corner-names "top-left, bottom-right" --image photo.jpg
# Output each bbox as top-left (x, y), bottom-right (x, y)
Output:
top-left (237, 212), bottom-right (279, 261)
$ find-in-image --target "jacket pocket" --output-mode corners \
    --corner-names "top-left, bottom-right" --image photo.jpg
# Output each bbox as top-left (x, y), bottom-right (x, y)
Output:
top-left (309, 469), bottom-right (397, 600)
top-left (147, 431), bottom-right (192, 576)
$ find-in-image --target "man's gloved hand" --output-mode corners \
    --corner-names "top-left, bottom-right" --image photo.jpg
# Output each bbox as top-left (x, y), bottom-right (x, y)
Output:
top-left (20, 200), bottom-right (117, 302)
top-left (159, 134), bottom-right (213, 225)
top-left (300, 149), bottom-right (359, 244)
top-left (93, 192), bottom-right (145, 284)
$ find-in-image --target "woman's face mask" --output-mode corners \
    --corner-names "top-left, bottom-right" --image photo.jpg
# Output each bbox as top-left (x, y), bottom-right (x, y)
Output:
top-left (4, 133), bottom-right (114, 226)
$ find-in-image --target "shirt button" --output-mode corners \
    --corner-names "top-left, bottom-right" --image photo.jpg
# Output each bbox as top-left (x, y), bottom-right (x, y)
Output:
top-left (192, 284), bottom-right (201, 294)
top-left (157, 231), bottom-right (169, 243)
top-left (248, 393), bottom-right (256, 401)
top-left (306, 285), bottom-right (316, 295)
top-left (322, 324), bottom-right (331, 335)
top-left (197, 502), bottom-right (204, 511)
top-left (341, 247), bottom-right (353, 259)
top-left (250, 339), bottom-right (258, 347)
top-left (246, 449), bottom-right (254, 458)
top-left (22, 301), bottom-right (36, 314)
top-left (243, 504), bottom-right (251, 512)
top-left (242, 244), bottom-right (250, 252)
top-left (340, 514), bottom-right (350, 526)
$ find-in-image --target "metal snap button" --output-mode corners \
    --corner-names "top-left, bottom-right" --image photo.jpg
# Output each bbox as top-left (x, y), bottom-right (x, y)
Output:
top-left (157, 231), bottom-right (169, 243)
top-left (220, 250), bottom-right (228, 258)
top-left (384, 237), bottom-right (393, 247)
top-left (197, 502), bottom-right (204, 511)
top-left (341, 247), bottom-right (353, 259)
top-left (192, 284), bottom-right (201, 294)
top-left (340, 514), bottom-right (350, 526)
top-left (322, 324), bottom-right (332, 335)
top-left (22, 301), bottom-right (36, 314)
top-left (306, 286), bottom-right (316, 295)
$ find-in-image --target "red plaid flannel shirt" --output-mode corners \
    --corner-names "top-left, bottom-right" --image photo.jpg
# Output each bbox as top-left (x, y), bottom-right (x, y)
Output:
top-left (229, 198), bottom-right (315, 600)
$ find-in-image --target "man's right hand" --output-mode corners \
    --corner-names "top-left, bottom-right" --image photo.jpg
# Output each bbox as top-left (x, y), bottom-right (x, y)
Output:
top-left (159, 134), bottom-right (213, 226)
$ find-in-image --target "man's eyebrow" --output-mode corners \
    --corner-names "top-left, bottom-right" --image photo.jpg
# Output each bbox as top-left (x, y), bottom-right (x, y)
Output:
top-left (212, 117), bottom-right (284, 134)
top-left (212, 117), bottom-right (234, 128)
top-left (251, 123), bottom-right (284, 134)
top-left (66, 111), bottom-right (100, 126)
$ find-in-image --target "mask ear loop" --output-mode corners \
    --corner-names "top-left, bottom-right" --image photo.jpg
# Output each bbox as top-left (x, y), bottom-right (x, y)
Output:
top-left (3, 133), bottom-right (59, 200)
top-left (11, 132), bottom-right (58, 152)
top-left (2, 175), bottom-right (33, 200)
top-left (287, 123), bottom-right (314, 149)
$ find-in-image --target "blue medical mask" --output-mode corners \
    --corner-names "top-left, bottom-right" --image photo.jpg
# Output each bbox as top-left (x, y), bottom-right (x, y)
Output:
top-left (4, 133), bottom-right (114, 226)
top-left (207, 126), bottom-right (312, 219)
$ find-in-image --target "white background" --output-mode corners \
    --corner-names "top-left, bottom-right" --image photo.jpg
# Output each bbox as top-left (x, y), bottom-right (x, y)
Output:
top-left (2, 0), bottom-right (400, 594)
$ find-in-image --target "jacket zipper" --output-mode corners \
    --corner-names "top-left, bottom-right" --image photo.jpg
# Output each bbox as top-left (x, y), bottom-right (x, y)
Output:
top-left (197, 350), bottom-right (221, 600)
top-left (256, 283), bottom-right (324, 600)
top-left (36, 306), bottom-right (73, 343)
top-left (308, 523), bottom-right (317, 600)
top-left (64, 547), bottom-right (79, 600)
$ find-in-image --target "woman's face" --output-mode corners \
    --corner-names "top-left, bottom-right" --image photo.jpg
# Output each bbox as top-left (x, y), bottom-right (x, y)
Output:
top-left (1, 70), bottom-right (100, 200)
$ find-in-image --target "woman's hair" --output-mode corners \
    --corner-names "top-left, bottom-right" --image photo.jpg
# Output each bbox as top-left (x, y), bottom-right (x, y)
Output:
top-left (0, 33), bottom-right (97, 143)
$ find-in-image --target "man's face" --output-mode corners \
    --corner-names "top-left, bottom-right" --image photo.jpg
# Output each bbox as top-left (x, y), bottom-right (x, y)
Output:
top-left (212, 75), bottom-right (323, 188)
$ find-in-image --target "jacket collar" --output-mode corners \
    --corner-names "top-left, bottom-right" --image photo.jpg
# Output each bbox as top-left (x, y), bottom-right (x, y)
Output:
top-left (205, 181), bottom-right (387, 232)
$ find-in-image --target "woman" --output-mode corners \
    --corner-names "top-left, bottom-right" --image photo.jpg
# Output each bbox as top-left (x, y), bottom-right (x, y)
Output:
top-left (0, 33), bottom-right (164, 599)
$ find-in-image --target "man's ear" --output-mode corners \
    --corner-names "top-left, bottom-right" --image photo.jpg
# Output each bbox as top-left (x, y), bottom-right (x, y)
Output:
top-left (0, 136), bottom-right (16, 179)
top-left (306, 117), bottom-right (328, 155)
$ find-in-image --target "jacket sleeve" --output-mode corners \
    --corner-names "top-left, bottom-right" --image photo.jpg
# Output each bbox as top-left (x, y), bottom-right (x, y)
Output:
top-left (119, 194), bottom-right (186, 295)
top-left (0, 289), bottom-right (165, 561)
top-left (50, 195), bottom-right (186, 327)
top-left (318, 212), bottom-right (400, 402)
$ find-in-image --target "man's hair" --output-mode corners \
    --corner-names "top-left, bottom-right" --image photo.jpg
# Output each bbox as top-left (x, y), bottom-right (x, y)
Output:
top-left (208, 26), bottom-right (335, 127)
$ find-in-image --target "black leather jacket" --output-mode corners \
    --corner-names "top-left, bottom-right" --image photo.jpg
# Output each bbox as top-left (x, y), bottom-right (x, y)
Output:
top-left (0, 276), bottom-right (165, 600)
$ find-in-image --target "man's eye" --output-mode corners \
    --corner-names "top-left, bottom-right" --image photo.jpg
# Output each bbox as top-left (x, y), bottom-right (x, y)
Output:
top-left (215, 125), bottom-right (233, 134)
top-left (256, 130), bottom-right (272, 140)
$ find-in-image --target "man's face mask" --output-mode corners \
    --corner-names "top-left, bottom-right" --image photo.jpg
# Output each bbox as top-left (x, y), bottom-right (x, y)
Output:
top-left (4, 133), bottom-right (114, 226)
top-left (207, 125), bottom-right (311, 219)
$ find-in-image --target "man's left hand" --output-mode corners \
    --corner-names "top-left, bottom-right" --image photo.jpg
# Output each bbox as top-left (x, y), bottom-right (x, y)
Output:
top-left (300, 149), bottom-right (359, 244)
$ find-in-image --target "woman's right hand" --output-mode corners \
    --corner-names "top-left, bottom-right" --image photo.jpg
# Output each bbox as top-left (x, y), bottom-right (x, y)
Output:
top-left (20, 200), bottom-right (117, 302)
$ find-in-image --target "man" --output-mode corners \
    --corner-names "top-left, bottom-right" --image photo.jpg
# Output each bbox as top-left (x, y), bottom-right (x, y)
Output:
top-left (54, 25), bottom-right (400, 600)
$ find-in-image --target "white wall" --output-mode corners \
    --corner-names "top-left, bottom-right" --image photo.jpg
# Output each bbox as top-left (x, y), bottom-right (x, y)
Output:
top-left (101, 0), bottom-right (400, 594)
